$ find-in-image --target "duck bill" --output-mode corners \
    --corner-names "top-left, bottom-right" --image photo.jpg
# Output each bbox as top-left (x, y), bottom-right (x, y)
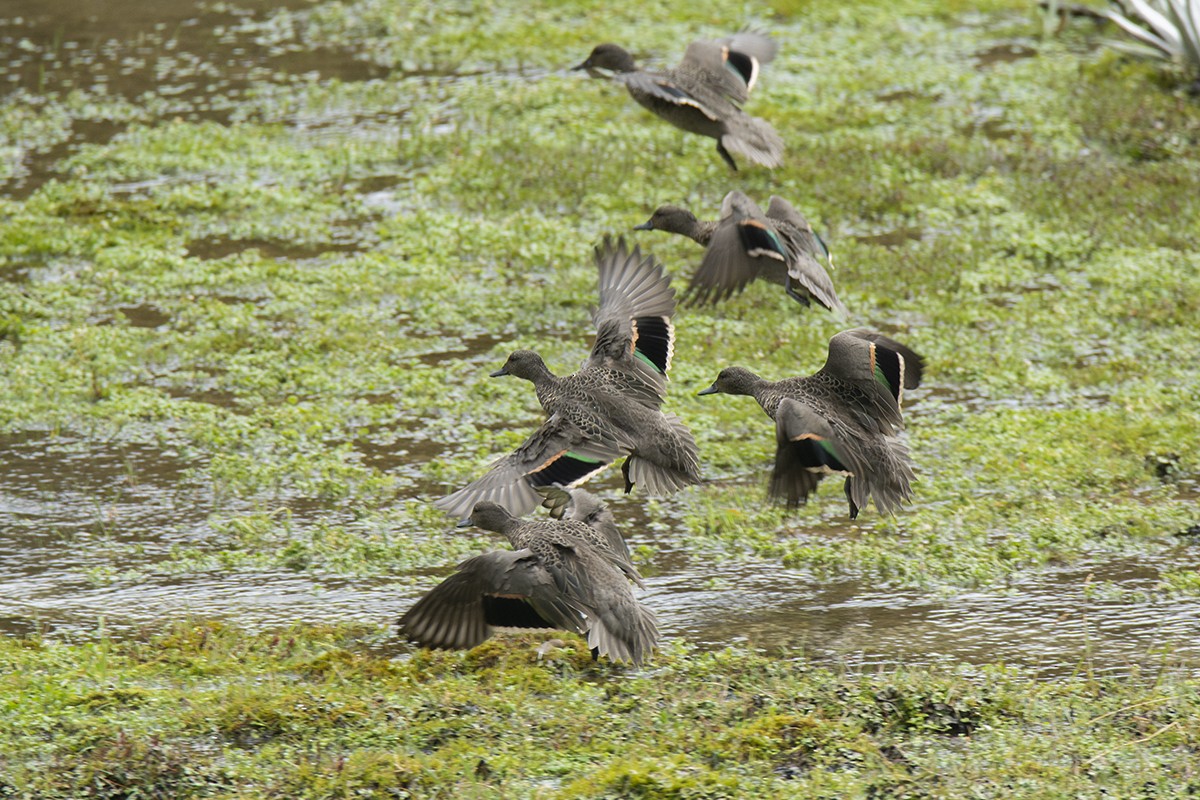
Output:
top-left (574, 64), bottom-right (610, 79)
top-left (455, 516), bottom-right (474, 529)
top-left (697, 384), bottom-right (719, 396)
top-left (632, 220), bottom-right (654, 231)
top-left (489, 367), bottom-right (510, 377)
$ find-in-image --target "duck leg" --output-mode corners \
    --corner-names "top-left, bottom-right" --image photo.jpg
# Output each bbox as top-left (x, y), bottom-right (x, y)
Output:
top-left (716, 142), bottom-right (739, 171)
top-left (783, 275), bottom-right (813, 307)
top-left (843, 477), bottom-right (860, 520)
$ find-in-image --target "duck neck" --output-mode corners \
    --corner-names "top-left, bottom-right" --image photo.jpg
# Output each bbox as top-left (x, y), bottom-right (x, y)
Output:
top-left (691, 219), bottom-right (720, 246)
top-left (497, 519), bottom-right (525, 546)
top-left (755, 382), bottom-right (786, 417)
top-left (528, 366), bottom-right (561, 408)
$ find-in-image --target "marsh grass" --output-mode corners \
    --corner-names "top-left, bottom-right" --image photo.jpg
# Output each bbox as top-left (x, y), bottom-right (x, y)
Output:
top-left (2, 623), bottom-right (1199, 797)
top-left (2, 0), bottom-right (1200, 792)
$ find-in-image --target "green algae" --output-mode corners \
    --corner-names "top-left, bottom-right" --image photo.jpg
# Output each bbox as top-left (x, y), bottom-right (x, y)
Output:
top-left (3, 0), bottom-right (1200, 792)
top-left (1, 0), bottom-right (1196, 590)
top-left (2, 623), bottom-right (1199, 797)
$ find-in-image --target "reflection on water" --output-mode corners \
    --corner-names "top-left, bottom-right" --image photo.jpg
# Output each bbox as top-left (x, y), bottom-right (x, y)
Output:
top-left (0, 0), bottom-right (387, 198)
top-left (646, 555), bottom-right (1200, 679)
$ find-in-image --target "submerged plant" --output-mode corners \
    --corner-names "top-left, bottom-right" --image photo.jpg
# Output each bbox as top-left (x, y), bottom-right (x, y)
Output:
top-left (1105, 0), bottom-right (1200, 80)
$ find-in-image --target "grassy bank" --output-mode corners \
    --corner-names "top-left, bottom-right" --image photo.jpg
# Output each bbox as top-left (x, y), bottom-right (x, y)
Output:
top-left (2, 622), bottom-right (1198, 798)
top-left (1, 0), bottom-right (1199, 794)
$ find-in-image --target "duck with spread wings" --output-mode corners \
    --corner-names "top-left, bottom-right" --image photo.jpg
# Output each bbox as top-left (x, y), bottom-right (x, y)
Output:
top-left (434, 236), bottom-right (701, 521)
top-left (699, 329), bottom-right (924, 518)
top-left (400, 498), bottom-right (657, 665)
top-left (574, 32), bottom-right (783, 170)
top-left (635, 191), bottom-right (844, 311)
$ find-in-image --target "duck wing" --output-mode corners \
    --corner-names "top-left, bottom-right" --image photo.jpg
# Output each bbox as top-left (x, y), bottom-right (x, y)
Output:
top-left (806, 330), bottom-right (924, 435)
top-left (765, 196), bottom-right (845, 314)
top-left (617, 70), bottom-right (723, 120)
top-left (397, 549), bottom-right (588, 650)
top-left (434, 414), bottom-right (624, 520)
top-left (585, 235), bottom-right (678, 404)
top-left (771, 398), bottom-right (914, 518)
top-left (538, 538), bottom-right (659, 665)
top-left (688, 191), bottom-right (782, 304)
top-left (678, 32), bottom-right (778, 103)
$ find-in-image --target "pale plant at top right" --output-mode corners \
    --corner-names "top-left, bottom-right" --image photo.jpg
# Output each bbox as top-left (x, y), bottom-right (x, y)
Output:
top-left (1104, 0), bottom-right (1200, 82)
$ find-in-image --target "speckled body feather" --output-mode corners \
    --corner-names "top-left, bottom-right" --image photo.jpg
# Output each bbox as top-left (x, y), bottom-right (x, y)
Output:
top-left (399, 501), bottom-right (658, 665)
top-left (435, 237), bottom-right (701, 520)
top-left (699, 330), bottom-right (925, 518)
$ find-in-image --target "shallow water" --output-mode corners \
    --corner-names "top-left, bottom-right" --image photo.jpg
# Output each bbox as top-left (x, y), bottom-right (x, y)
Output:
top-left (0, 0), bottom-right (385, 197)
top-left (2, 0), bottom-right (1198, 680)
top-left (3, 430), bottom-right (1198, 679)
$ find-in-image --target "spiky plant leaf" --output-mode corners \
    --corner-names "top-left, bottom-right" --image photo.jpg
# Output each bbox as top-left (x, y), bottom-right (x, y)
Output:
top-left (1106, 10), bottom-right (1176, 56)
top-left (1107, 0), bottom-right (1200, 73)
top-left (1124, 0), bottom-right (1185, 49)
top-left (1167, 0), bottom-right (1200, 63)
top-left (1100, 36), bottom-right (1178, 58)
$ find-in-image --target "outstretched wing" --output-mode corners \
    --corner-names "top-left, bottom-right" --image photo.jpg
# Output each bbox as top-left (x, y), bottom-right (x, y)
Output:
top-left (821, 329), bottom-right (924, 411)
top-left (765, 196), bottom-right (846, 314)
top-left (770, 398), bottom-right (848, 508)
top-left (618, 70), bottom-right (722, 120)
top-left (836, 329), bottom-right (925, 394)
top-left (540, 538), bottom-right (659, 666)
top-left (585, 235), bottom-right (678, 404)
top-left (808, 333), bottom-right (904, 434)
top-left (688, 191), bottom-right (781, 305)
top-left (679, 32), bottom-right (778, 104)
top-left (772, 398), bottom-right (915, 518)
top-left (434, 415), bottom-right (623, 520)
top-left (398, 549), bottom-right (588, 650)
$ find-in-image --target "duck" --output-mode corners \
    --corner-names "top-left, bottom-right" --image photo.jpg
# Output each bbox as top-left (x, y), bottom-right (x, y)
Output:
top-left (698, 329), bottom-right (924, 518)
top-left (434, 236), bottom-right (701, 521)
top-left (536, 485), bottom-right (630, 564)
top-left (634, 191), bottom-right (845, 311)
top-left (573, 32), bottom-right (783, 170)
top-left (398, 500), bottom-right (658, 665)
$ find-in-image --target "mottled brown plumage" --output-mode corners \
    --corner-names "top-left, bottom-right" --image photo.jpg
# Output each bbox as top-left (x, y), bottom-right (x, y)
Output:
top-left (699, 330), bottom-right (924, 518)
top-left (434, 237), bottom-right (701, 520)
top-left (536, 485), bottom-right (631, 565)
top-left (399, 501), bottom-right (657, 665)
top-left (574, 33), bottom-right (783, 170)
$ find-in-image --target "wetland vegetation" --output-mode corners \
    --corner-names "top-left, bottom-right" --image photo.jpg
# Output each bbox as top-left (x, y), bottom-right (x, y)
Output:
top-left (1, 0), bottom-right (1199, 795)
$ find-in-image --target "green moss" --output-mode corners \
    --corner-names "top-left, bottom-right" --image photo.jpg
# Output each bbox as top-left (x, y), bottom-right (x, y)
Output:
top-left (6, 625), bottom-right (1198, 797)
top-left (1161, 569), bottom-right (1200, 594)
top-left (4, 0), bottom-right (1200, 792)
top-left (41, 733), bottom-right (231, 799)
top-left (274, 750), bottom-right (423, 799)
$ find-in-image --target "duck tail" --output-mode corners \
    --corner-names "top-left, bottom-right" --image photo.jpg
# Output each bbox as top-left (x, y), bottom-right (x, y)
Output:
top-left (721, 116), bottom-right (784, 168)
top-left (587, 602), bottom-right (659, 666)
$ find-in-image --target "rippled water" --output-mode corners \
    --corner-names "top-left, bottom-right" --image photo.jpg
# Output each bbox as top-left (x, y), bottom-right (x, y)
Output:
top-left (3, 429), bottom-right (1198, 679)
top-left (0, 0), bottom-right (385, 198)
